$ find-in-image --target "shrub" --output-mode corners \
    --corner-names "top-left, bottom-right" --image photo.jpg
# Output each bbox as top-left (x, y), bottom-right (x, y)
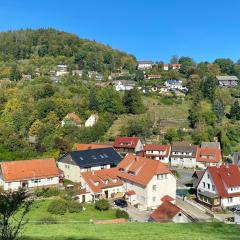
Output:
top-left (47, 200), bottom-right (67, 215)
top-left (95, 199), bottom-right (110, 211)
top-left (35, 188), bottom-right (60, 198)
top-left (68, 201), bottom-right (83, 213)
top-left (38, 216), bottom-right (59, 224)
top-left (115, 209), bottom-right (129, 219)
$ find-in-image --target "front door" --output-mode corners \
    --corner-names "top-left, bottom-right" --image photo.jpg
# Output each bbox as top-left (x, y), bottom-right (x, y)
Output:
top-left (21, 181), bottom-right (28, 188)
top-left (82, 195), bottom-right (86, 203)
top-left (104, 190), bottom-right (108, 199)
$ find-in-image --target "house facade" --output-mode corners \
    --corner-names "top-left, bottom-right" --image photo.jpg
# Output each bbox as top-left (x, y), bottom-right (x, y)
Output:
top-left (85, 114), bottom-right (98, 127)
top-left (137, 61), bottom-right (153, 70)
top-left (170, 142), bottom-right (198, 168)
top-left (165, 80), bottom-right (183, 90)
top-left (61, 112), bottom-right (82, 127)
top-left (57, 148), bottom-right (122, 182)
top-left (56, 64), bottom-right (69, 76)
top-left (197, 165), bottom-right (240, 210)
top-left (0, 159), bottom-right (60, 191)
top-left (112, 80), bottom-right (136, 91)
top-left (113, 136), bottom-right (143, 154)
top-left (196, 147), bottom-right (222, 169)
top-left (117, 154), bottom-right (176, 210)
top-left (216, 75), bottom-right (239, 87)
top-left (143, 144), bottom-right (171, 164)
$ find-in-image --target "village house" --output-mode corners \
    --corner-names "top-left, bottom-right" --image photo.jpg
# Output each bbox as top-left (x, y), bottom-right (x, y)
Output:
top-left (88, 71), bottom-right (103, 81)
top-left (170, 142), bottom-right (198, 168)
top-left (117, 154), bottom-right (176, 210)
top-left (0, 159), bottom-right (60, 191)
top-left (149, 199), bottom-right (192, 223)
top-left (78, 168), bottom-right (124, 203)
top-left (74, 143), bottom-right (112, 151)
top-left (61, 112), bottom-right (82, 127)
top-left (113, 136), bottom-right (143, 154)
top-left (56, 64), bottom-right (69, 76)
top-left (112, 80), bottom-right (136, 91)
top-left (216, 75), bottom-right (239, 87)
top-left (85, 114), bottom-right (98, 127)
top-left (142, 144), bottom-right (171, 164)
top-left (57, 148), bottom-right (122, 182)
top-left (72, 70), bottom-right (83, 77)
top-left (165, 80), bottom-right (183, 90)
top-left (163, 64), bottom-right (181, 71)
top-left (196, 147), bottom-right (222, 169)
top-left (197, 165), bottom-right (240, 210)
top-left (22, 74), bottom-right (32, 81)
top-left (137, 61), bottom-right (153, 70)
top-left (145, 74), bottom-right (162, 80)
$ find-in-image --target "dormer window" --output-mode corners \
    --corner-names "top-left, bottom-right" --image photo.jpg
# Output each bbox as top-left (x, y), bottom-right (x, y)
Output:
top-left (112, 179), bottom-right (117, 183)
top-left (94, 181), bottom-right (99, 186)
top-left (104, 180), bottom-right (109, 184)
top-left (119, 168), bottom-right (125, 173)
top-left (128, 171), bottom-right (136, 176)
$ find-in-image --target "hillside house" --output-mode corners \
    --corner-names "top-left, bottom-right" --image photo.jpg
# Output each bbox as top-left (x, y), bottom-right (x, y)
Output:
top-left (143, 144), bottom-right (171, 164)
top-left (163, 64), bottom-right (181, 71)
top-left (0, 159), bottom-right (60, 191)
top-left (74, 143), bottom-right (112, 151)
top-left (72, 70), bottom-right (83, 77)
top-left (113, 136), bottom-right (143, 154)
top-left (57, 148), bottom-right (122, 182)
top-left (78, 168), bottom-right (124, 203)
top-left (216, 75), bottom-right (239, 87)
top-left (22, 74), bottom-right (32, 81)
top-left (88, 71), bottom-right (103, 81)
top-left (170, 142), bottom-right (198, 168)
top-left (165, 80), bottom-right (183, 90)
top-left (56, 64), bottom-right (69, 76)
top-left (197, 165), bottom-right (240, 210)
top-left (117, 154), bottom-right (176, 210)
top-left (61, 112), bottom-right (82, 127)
top-left (112, 80), bottom-right (136, 91)
top-left (145, 74), bottom-right (162, 80)
top-left (137, 61), bottom-right (153, 70)
top-left (196, 147), bottom-right (222, 169)
top-left (85, 114), bottom-right (98, 127)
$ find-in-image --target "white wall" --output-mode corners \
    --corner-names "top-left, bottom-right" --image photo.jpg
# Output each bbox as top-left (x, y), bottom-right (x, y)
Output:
top-left (198, 170), bottom-right (217, 194)
top-left (135, 140), bottom-right (143, 152)
top-left (171, 157), bottom-right (196, 168)
top-left (221, 197), bottom-right (240, 207)
top-left (172, 211), bottom-right (191, 223)
top-left (3, 176), bottom-right (59, 191)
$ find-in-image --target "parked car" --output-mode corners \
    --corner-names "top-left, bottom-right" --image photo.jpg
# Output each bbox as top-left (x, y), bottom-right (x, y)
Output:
top-left (229, 205), bottom-right (240, 212)
top-left (114, 199), bottom-right (128, 208)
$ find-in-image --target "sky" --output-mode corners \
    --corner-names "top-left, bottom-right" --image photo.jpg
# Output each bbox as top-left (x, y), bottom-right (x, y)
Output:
top-left (0, 0), bottom-right (240, 63)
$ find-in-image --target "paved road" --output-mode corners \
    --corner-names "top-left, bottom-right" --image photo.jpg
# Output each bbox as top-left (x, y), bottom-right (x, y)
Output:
top-left (176, 198), bottom-right (211, 222)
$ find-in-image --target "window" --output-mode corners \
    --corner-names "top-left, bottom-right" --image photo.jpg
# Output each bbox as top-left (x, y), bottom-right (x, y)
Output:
top-left (207, 184), bottom-right (210, 189)
top-left (157, 174), bottom-right (164, 180)
top-left (152, 197), bottom-right (156, 202)
top-left (8, 182), bottom-right (11, 187)
top-left (47, 177), bottom-right (53, 182)
top-left (207, 174), bottom-right (210, 179)
top-left (228, 197), bottom-right (233, 203)
top-left (65, 164), bottom-right (69, 169)
top-left (212, 185), bottom-right (215, 191)
top-left (203, 182), bottom-right (206, 188)
top-left (164, 174), bottom-right (168, 179)
top-left (152, 185), bottom-right (156, 191)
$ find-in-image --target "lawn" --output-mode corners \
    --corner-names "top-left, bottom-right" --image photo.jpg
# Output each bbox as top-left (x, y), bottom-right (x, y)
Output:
top-left (26, 199), bottom-right (117, 222)
top-left (21, 222), bottom-right (240, 240)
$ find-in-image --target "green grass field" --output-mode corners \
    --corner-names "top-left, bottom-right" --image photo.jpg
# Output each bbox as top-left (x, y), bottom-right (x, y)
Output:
top-left (21, 222), bottom-right (240, 240)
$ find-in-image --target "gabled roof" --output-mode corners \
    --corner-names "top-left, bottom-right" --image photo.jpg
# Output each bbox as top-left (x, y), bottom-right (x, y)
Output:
top-left (196, 147), bottom-right (222, 163)
top-left (150, 201), bottom-right (181, 222)
top-left (206, 165), bottom-right (240, 198)
top-left (161, 195), bottom-right (175, 202)
top-left (171, 142), bottom-right (198, 157)
top-left (58, 148), bottom-right (122, 168)
top-left (113, 136), bottom-right (141, 149)
top-left (75, 143), bottom-right (112, 151)
top-left (64, 112), bottom-right (81, 124)
top-left (81, 168), bottom-right (123, 193)
top-left (117, 154), bottom-right (171, 187)
top-left (1, 159), bottom-right (59, 182)
top-left (143, 144), bottom-right (171, 157)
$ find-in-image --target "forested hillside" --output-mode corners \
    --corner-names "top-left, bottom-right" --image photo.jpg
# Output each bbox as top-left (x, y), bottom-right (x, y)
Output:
top-left (0, 28), bottom-right (136, 78)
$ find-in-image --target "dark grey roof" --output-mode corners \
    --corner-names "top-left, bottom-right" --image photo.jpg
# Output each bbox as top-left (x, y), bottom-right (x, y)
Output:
top-left (171, 142), bottom-right (198, 158)
top-left (58, 148), bottom-right (122, 168)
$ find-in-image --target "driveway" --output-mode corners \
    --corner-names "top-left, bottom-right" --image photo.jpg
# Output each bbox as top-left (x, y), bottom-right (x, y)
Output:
top-left (176, 198), bottom-right (211, 222)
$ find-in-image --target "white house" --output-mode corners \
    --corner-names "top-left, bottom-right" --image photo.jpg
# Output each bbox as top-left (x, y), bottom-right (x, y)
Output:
top-left (117, 154), bottom-right (176, 210)
top-left (0, 159), bottom-right (60, 191)
top-left (143, 144), bottom-right (171, 164)
top-left (72, 70), bottom-right (83, 77)
top-left (57, 148), bottom-right (122, 182)
top-left (137, 61), bottom-right (153, 70)
top-left (197, 165), bottom-right (240, 210)
top-left (170, 142), bottom-right (198, 168)
top-left (56, 64), bottom-right (69, 77)
top-left (112, 80), bottom-right (136, 91)
top-left (78, 168), bottom-right (124, 203)
top-left (234, 211), bottom-right (240, 224)
top-left (85, 114), bottom-right (98, 127)
top-left (165, 80), bottom-right (183, 90)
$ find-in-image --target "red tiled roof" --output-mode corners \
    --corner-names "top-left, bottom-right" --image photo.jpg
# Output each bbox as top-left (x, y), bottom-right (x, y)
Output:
top-left (161, 195), bottom-right (175, 202)
top-left (208, 165), bottom-right (240, 198)
top-left (1, 159), bottom-right (59, 182)
top-left (65, 112), bottom-right (81, 124)
top-left (113, 136), bottom-right (141, 149)
top-left (143, 144), bottom-right (171, 158)
top-left (117, 154), bottom-right (171, 187)
top-left (81, 168), bottom-right (123, 194)
top-left (150, 201), bottom-right (181, 222)
top-left (75, 143), bottom-right (112, 151)
top-left (126, 190), bottom-right (136, 196)
top-left (196, 147), bottom-right (222, 163)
